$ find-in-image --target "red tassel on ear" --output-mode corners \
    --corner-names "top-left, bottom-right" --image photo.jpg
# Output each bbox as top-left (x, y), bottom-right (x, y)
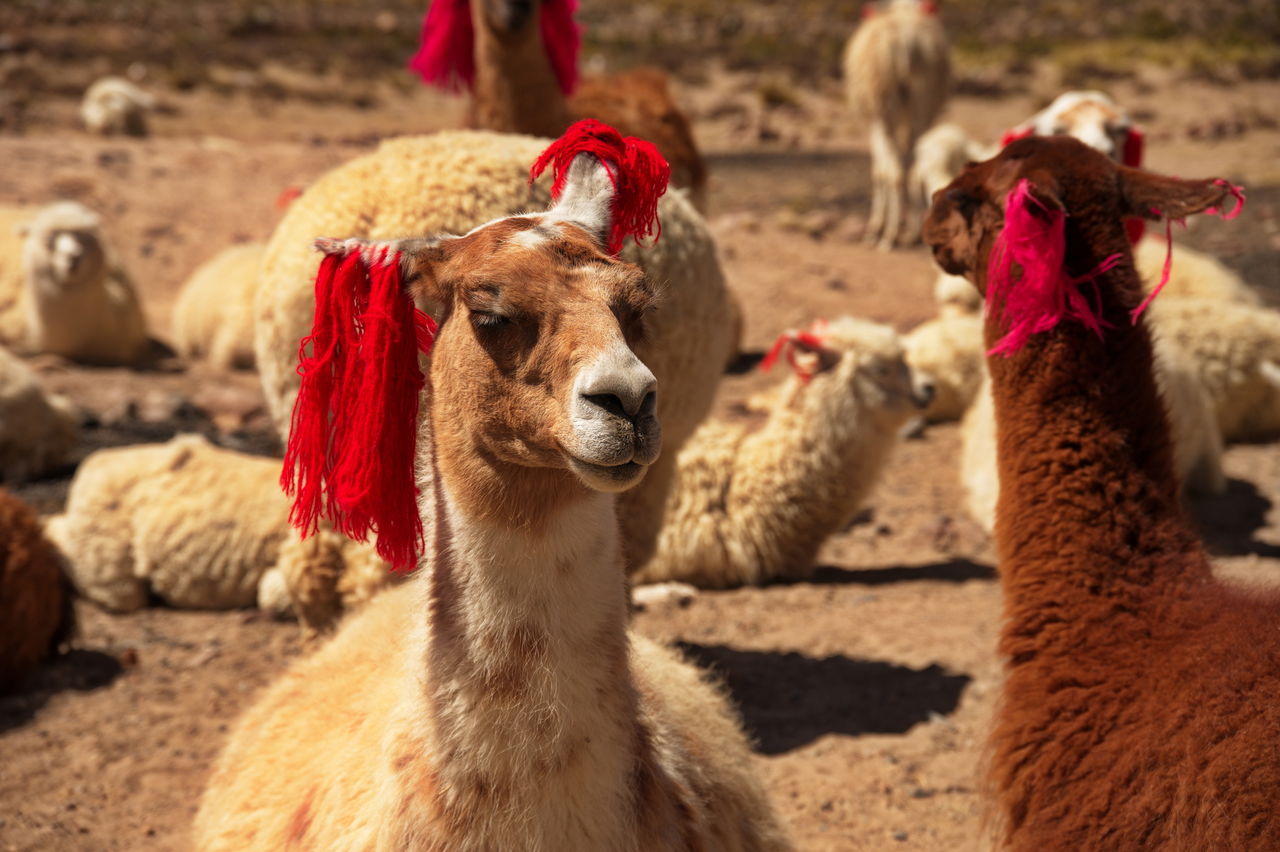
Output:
top-left (408, 0), bottom-right (476, 93)
top-left (999, 126), bottom-right (1034, 149)
top-left (986, 180), bottom-right (1122, 356)
top-left (760, 320), bottom-right (829, 384)
top-left (530, 118), bottom-right (671, 255)
top-left (282, 243), bottom-right (438, 572)
top-left (409, 0), bottom-right (580, 96)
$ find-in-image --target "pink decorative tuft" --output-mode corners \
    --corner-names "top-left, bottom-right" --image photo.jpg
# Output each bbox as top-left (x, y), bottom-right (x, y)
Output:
top-left (1205, 179), bottom-right (1246, 220)
top-left (760, 320), bottom-right (829, 384)
top-left (408, 0), bottom-right (476, 93)
top-left (530, 118), bottom-right (670, 255)
top-left (985, 180), bottom-right (1121, 357)
top-left (282, 243), bottom-right (438, 572)
top-left (408, 0), bottom-right (580, 95)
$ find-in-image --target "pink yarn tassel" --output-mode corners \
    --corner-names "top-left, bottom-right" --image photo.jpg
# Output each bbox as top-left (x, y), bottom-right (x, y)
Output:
top-left (986, 180), bottom-right (1119, 356)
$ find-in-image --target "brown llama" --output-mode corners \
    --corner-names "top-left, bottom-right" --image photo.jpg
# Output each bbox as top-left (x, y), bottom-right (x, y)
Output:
top-left (0, 489), bottom-right (74, 691)
top-left (195, 126), bottom-right (787, 851)
top-left (409, 0), bottom-right (708, 209)
top-left (923, 136), bottom-right (1279, 850)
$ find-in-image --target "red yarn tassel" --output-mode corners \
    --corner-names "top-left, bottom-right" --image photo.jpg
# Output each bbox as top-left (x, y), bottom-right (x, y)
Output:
top-left (760, 320), bottom-right (828, 384)
top-left (408, 0), bottom-right (476, 92)
top-left (282, 243), bottom-right (438, 572)
top-left (409, 0), bottom-right (580, 96)
top-left (530, 118), bottom-right (670, 255)
top-left (540, 0), bottom-right (581, 96)
top-left (986, 180), bottom-right (1121, 356)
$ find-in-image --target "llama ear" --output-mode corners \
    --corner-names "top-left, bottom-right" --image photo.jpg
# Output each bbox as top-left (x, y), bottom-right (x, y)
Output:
top-left (546, 153), bottom-right (615, 251)
top-left (1010, 171), bottom-right (1065, 221)
top-left (314, 235), bottom-right (454, 318)
top-left (1118, 167), bottom-right (1242, 221)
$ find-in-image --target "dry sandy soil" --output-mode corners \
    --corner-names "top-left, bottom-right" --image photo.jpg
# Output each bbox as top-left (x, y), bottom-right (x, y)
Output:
top-left (2, 5), bottom-right (1280, 850)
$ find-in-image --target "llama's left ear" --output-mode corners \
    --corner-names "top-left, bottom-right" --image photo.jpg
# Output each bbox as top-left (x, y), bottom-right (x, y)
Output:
top-left (1118, 167), bottom-right (1243, 221)
top-left (546, 153), bottom-right (615, 251)
top-left (315, 235), bottom-right (453, 318)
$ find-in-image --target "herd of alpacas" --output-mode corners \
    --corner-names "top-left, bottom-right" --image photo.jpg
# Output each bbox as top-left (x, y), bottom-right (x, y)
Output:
top-left (2, 0), bottom-right (1279, 848)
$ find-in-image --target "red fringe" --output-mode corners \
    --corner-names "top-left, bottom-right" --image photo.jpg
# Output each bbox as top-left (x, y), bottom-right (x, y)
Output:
top-left (530, 118), bottom-right (670, 255)
top-left (408, 0), bottom-right (580, 95)
top-left (760, 320), bottom-right (828, 384)
top-left (282, 245), bottom-right (437, 572)
top-left (986, 180), bottom-right (1119, 357)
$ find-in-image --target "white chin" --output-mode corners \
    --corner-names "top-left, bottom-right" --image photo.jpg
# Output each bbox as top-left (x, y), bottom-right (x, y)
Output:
top-left (567, 457), bottom-right (649, 492)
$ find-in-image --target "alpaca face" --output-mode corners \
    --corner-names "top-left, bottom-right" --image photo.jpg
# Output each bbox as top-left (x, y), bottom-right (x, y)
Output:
top-left (480, 0), bottom-right (538, 34)
top-left (406, 216), bottom-right (662, 494)
top-left (25, 224), bottom-right (106, 295)
top-left (796, 320), bottom-right (934, 424)
top-left (1029, 91), bottom-right (1132, 161)
top-left (924, 135), bottom-right (1237, 292)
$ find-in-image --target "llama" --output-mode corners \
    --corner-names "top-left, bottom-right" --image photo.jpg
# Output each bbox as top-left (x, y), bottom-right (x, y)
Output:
top-left (923, 135), bottom-right (1279, 849)
top-left (409, 0), bottom-right (707, 209)
top-left (843, 0), bottom-right (950, 250)
top-left (80, 76), bottom-right (157, 137)
top-left (0, 489), bottom-right (74, 691)
top-left (196, 123), bottom-right (787, 851)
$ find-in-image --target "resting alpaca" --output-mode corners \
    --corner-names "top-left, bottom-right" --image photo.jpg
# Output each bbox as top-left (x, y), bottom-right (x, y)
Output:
top-left (196, 127), bottom-right (787, 851)
top-left (924, 136), bottom-right (1278, 849)
top-left (636, 317), bottom-right (933, 588)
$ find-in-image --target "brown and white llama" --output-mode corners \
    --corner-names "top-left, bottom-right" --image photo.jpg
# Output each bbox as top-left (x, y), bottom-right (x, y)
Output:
top-left (409, 0), bottom-right (708, 209)
top-left (195, 124), bottom-right (787, 851)
top-left (923, 136), bottom-right (1279, 849)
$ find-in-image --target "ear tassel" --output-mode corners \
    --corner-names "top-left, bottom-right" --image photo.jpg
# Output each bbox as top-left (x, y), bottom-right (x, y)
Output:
top-left (530, 118), bottom-right (670, 255)
top-left (282, 245), bottom-right (437, 572)
top-left (760, 320), bottom-right (829, 384)
top-left (985, 180), bottom-right (1120, 357)
top-left (409, 0), bottom-right (580, 95)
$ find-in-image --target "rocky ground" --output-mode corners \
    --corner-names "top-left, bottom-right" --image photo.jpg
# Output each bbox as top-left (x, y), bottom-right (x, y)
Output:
top-left (1, 2), bottom-right (1279, 849)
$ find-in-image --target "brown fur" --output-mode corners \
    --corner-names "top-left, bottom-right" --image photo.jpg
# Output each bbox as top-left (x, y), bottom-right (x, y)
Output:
top-left (924, 137), bottom-right (1280, 850)
top-left (468, 0), bottom-right (708, 209)
top-left (0, 489), bottom-right (73, 691)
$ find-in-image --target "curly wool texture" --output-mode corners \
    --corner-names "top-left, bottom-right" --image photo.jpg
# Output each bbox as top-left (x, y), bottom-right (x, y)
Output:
top-left (172, 242), bottom-right (264, 369)
top-left (46, 435), bottom-right (292, 612)
top-left (961, 337), bottom-right (1226, 533)
top-left (910, 123), bottom-right (996, 205)
top-left (265, 527), bottom-right (396, 636)
top-left (903, 310), bottom-right (984, 421)
top-left (254, 130), bottom-right (734, 570)
top-left (1149, 298), bottom-right (1280, 441)
top-left (0, 345), bottom-right (78, 482)
top-left (635, 317), bottom-right (926, 588)
top-left (1, 201), bottom-right (149, 365)
top-left (0, 489), bottom-right (72, 691)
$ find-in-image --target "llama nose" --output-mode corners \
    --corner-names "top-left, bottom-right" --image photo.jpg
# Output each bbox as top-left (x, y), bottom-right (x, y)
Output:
top-left (579, 346), bottom-right (657, 420)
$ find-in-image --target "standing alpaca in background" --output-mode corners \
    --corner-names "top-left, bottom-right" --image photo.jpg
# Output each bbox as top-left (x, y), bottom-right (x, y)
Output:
top-left (409, 0), bottom-right (707, 209)
top-left (843, 0), bottom-right (950, 250)
top-left (925, 136), bottom-right (1280, 849)
top-left (197, 127), bottom-right (787, 851)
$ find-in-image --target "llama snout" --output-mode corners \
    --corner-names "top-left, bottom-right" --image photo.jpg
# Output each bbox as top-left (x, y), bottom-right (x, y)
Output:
top-left (565, 342), bottom-right (662, 490)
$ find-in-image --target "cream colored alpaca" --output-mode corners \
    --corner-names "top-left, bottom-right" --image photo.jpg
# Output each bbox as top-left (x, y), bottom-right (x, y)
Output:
top-left (172, 242), bottom-right (264, 369)
top-left (636, 317), bottom-right (932, 588)
top-left (254, 131), bottom-right (734, 571)
top-left (197, 151), bottom-right (787, 851)
top-left (843, 0), bottom-right (950, 250)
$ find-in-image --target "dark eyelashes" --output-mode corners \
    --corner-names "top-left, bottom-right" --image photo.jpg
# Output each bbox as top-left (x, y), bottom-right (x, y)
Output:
top-left (470, 309), bottom-right (511, 329)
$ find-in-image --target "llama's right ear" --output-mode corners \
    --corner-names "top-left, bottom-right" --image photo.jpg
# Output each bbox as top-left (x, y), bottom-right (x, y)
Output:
top-left (546, 153), bottom-right (615, 251)
top-left (1118, 167), bottom-right (1243, 221)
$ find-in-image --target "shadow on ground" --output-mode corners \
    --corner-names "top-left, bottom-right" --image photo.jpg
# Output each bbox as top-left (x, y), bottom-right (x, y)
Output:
top-left (807, 558), bottom-right (995, 586)
top-left (1193, 476), bottom-right (1280, 559)
top-left (678, 642), bottom-right (971, 755)
top-left (0, 650), bottom-right (125, 735)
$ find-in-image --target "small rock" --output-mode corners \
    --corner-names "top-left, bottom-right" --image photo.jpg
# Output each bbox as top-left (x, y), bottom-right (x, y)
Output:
top-left (117, 647), bottom-right (139, 667)
top-left (893, 830), bottom-right (909, 842)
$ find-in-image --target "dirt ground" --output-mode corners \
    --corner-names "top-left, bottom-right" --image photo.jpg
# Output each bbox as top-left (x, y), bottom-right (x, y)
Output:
top-left (2, 4), bottom-right (1280, 850)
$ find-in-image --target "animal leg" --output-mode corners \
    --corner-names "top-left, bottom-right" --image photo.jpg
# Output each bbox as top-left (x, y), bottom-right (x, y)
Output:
top-left (864, 120), bottom-right (890, 245)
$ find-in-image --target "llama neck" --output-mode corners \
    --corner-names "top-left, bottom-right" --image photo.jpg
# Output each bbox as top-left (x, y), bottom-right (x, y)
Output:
top-left (407, 414), bottom-right (641, 845)
top-left (985, 253), bottom-right (1212, 654)
top-left (471, 12), bottom-right (573, 137)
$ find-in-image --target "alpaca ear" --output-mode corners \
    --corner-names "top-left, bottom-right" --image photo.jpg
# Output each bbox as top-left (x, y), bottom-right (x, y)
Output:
top-left (545, 153), bottom-right (615, 251)
top-left (1011, 171), bottom-right (1065, 221)
top-left (1118, 167), bottom-right (1237, 221)
top-left (314, 235), bottom-right (453, 318)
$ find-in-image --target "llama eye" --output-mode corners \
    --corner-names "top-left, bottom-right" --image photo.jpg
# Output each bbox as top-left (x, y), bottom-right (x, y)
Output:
top-left (470, 310), bottom-right (510, 329)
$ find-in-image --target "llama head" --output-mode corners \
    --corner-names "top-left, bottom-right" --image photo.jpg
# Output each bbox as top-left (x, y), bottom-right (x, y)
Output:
top-left (19, 201), bottom-right (107, 294)
top-left (923, 135), bottom-right (1242, 354)
top-left (923, 135), bottom-right (1237, 285)
top-left (765, 318), bottom-right (934, 426)
top-left (1020, 91), bottom-right (1135, 163)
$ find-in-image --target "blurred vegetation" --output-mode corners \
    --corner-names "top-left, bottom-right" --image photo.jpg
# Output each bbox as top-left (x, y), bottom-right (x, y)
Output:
top-left (0, 0), bottom-right (1276, 93)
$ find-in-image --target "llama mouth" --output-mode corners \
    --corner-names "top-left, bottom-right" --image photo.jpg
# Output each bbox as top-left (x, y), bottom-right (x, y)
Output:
top-left (566, 456), bottom-right (649, 491)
